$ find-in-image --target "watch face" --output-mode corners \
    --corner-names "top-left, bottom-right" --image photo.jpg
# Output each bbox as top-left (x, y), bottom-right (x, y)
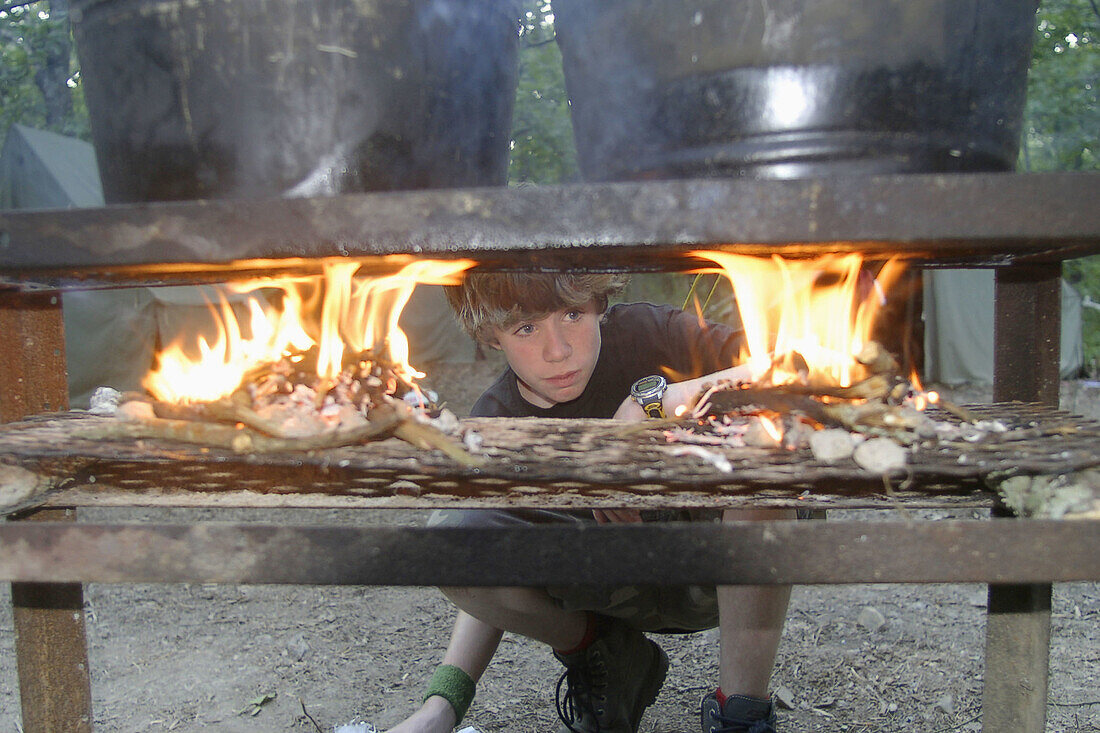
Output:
top-left (632, 375), bottom-right (667, 399)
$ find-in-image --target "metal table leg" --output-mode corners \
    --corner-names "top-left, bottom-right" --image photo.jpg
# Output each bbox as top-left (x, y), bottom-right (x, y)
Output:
top-left (1, 290), bottom-right (93, 732)
top-left (985, 263), bottom-right (1062, 732)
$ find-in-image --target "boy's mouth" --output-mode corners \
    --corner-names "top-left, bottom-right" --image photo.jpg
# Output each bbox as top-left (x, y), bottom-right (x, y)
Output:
top-left (545, 370), bottom-right (580, 388)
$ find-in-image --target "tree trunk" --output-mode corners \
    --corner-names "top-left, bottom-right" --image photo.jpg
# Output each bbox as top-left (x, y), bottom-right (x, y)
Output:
top-left (33, 0), bottom-right (73, 128)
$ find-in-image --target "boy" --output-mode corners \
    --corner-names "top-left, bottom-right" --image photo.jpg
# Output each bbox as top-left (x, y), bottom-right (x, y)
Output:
top-left (386, 272), bottom-right (791, 733)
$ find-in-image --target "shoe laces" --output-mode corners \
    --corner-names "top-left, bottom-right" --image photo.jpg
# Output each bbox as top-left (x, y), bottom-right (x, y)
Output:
top-left (555, 650), bottom-right (609, 733)
top-left (708, 707), bottom-right (776, 733)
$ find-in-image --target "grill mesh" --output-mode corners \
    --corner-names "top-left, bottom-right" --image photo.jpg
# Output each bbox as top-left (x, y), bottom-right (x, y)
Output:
top-left (2, 403), bottom-right (1097, 511)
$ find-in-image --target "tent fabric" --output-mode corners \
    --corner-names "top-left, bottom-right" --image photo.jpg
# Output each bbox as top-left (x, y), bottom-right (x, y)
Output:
top-left (0, 124), bottom-right (104, 209)
top-left (923, 269), bottom-right (1084, 384)
top-left (1, 125), bottom-right (476, 409)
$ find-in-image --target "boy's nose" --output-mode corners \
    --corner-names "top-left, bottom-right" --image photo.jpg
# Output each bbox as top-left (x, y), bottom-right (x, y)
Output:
top-left (542, 326), bottom-right (572, 362)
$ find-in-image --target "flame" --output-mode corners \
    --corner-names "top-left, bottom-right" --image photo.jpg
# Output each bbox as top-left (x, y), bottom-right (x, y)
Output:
top-left (908, 369), bottom-right (939, 410)
top-left (759, 414), bottom-right (784, 442)
top-left (691, 252), bottom-right (906, 387)
top-left (143, 258), bottom-right (475, 403)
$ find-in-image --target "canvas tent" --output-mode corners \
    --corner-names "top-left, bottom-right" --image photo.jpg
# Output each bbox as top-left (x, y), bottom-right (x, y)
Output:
top-left (0, 125), bottom-right (475, 409)
top-left (923, 269), bottom-right (1084, 384)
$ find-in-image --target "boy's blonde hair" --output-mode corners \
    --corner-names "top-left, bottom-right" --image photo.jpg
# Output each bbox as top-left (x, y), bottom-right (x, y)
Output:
top-left (445, 272), bottom-right (629, 345)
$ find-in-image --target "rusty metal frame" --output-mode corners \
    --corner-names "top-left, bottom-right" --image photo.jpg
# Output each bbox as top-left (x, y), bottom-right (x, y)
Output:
top-left (1, 518), bottom-right (1098, 587)
top-left (1, 172), bottom-right (1099, 290)
top-left (983, 263), bottom-right (1065, 732)
top-left (2, 175), bottom-right (1100, 732)
top-left (1, 291), bottom-right (93, 733)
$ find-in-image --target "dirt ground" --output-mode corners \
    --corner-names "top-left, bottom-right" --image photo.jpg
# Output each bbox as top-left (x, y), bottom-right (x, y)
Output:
top-left (2, 359), bottom-right (1098, 732)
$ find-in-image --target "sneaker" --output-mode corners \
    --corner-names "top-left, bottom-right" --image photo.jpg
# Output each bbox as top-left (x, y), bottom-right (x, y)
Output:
top-left (700, 692), bottom-right (777, 733)
top-left (554, 620), bottom-right (669, 733)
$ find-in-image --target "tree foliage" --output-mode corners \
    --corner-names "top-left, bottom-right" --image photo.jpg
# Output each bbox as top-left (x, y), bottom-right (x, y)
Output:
top-left (0, 0), bottom-right (88, 141)
top-left (507, 0), bottom-right (578, 185)
top-left (1022, 0), bottom-right (1099, 172)
top-left (1023, 0), bottom-right (1100, 369)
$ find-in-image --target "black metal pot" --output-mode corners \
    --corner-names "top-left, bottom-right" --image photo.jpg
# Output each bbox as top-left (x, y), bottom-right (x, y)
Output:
top-left (71, 0), bottom-right (521, 203)
top-left (553, 0), bottom-right (1038, 180)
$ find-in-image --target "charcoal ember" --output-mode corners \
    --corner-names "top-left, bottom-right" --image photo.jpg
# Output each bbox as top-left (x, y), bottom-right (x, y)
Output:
top-left (228, 341), bottom-right (448, 439)
top-left (744, 417), bottom-right (782, 448)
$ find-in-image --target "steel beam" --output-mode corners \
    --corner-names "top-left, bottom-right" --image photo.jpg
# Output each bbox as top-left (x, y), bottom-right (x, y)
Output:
top-left (1, 173), bottom-right (1099, 289)
top-left (10, 508), bottom-right (94, 733)
top-left (985, 263), bottom-right (1063, 733)
top-left (0, 519), bottom-right (1096, 586)
top-left (1, 290), bottom-right (93, 733)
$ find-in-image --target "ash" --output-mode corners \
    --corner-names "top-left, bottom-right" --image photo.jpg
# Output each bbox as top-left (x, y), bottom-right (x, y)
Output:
top-left (240, 347), bottom-right (452, 436)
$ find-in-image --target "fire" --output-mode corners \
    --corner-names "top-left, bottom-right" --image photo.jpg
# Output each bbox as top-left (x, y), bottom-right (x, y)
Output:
top-left (759, 414), bottom-right (783, 442)
top-left (908, 369), bottom-right (940, 411)
top-left (691, 252), bottom-right (907, 388)
top-left (143, 258), bottom-right (475, 404)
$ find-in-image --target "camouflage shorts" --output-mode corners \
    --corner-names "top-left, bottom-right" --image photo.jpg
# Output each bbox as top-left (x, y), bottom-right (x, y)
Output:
top-left (427, 508), bottom-right (720, 633)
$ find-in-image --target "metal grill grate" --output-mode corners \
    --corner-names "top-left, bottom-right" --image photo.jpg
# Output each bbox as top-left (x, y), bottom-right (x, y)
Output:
top-left (3, 403), bottom-right (1097, 513)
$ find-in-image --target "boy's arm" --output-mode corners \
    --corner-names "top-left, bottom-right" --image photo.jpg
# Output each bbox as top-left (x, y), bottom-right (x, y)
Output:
top-left (384, 611), bottom-right (503, 733)
top-left (612, 364), bottom-right (754, 421)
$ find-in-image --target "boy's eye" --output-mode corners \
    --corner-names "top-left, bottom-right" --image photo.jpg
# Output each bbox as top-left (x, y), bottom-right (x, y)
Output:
top-left (564, 310), bottom-right (583, 321)
top-left (514, 323), bottom-right (535, 336)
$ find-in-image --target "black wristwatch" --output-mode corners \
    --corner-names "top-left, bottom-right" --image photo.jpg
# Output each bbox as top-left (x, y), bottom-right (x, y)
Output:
top-left (630, 375), bottom-right (668, 418)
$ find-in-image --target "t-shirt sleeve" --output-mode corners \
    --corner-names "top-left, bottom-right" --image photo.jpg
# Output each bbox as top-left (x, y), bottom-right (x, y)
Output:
top-left (662, 307), bottom-right (744, 376)
top-left (469, 369), bottom-right (523, 417)
top-left (611, 303), bottom-right (744, 381)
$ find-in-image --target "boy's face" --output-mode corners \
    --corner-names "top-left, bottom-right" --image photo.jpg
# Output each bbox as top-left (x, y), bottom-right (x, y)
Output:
top-left (489, 299), bottom-right (602, 408)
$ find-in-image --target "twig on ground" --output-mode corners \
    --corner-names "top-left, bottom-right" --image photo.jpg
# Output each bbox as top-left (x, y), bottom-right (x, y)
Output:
top-left (299, 699), bottom-right (325, 733)
top-left (928, 711), bottom-right (981, 733)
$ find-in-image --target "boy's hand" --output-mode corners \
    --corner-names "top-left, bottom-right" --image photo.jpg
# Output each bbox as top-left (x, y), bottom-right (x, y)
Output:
top-left (382, 695), bottom-right (455, 733)
top-left (593, 508), bottom-right (643, 523)
top-left (612, 364), bottom-right (754, 422)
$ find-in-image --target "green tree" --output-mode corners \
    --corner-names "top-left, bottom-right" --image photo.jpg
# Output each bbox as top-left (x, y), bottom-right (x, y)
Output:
top-left (1022, 0), bottom-right (1098, 171)
top-left (1023, 0), bottom-right (1100, 370)
top-left (507, 0), bottom-right (578, 185)
top-left (0, 0), bottom-right (88, 142)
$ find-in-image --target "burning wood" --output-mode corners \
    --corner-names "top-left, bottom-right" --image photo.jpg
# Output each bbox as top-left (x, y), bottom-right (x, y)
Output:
top-left (102, 346), bottom-right (482, 466)
top-left (90, 258), bottom-right (483, 465)
top-left (637, 253), bottom-right (993, 476)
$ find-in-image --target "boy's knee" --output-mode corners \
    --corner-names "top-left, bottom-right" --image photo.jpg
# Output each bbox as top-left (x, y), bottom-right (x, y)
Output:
top-left (441, 586), bottom-right (535, 615)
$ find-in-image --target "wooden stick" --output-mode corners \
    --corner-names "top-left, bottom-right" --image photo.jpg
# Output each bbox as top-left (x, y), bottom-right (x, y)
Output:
top-left (934, 397), bottom-right (980, 424)
top-left (778, 374), bottom-right (897, 401)
top-left (856, 341), bottom-right (900, 376)
top-left (394, 420), bottom-right (484, 468)
top-left (117, 396), bottom-right (481, 464)
top-left (75, 412), bottom-right (403, 453)
top-left (703, 388), bottom-right (837, 427)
